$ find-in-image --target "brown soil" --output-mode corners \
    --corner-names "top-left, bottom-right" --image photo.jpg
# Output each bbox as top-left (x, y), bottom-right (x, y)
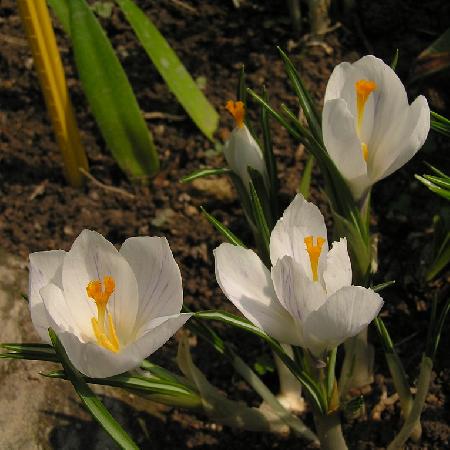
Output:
top-left (1, 0), bottom-right (449, 448)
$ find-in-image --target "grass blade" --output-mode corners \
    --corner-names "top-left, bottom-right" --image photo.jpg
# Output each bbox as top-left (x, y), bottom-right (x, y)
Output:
top-left (69, 0), bottom-right (159, 181)
top-left (180, 167), bottom-right (230, 183)
top-left (115, 0), bottom-right (219, 141)
top-left (200, 207), bottom-right (245, 247)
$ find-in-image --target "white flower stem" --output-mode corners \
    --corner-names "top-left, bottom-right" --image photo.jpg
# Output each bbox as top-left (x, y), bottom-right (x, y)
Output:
top-left (273, 345), bottom-right (306, 413)
top-left (313, 411), bottom-right (348, 450)
top-left (339, 327), bottom-right (374, 397)
top-left (387, 356), bottom-right (433, 449)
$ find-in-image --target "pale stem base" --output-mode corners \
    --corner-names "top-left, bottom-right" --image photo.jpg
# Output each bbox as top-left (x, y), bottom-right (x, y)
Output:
top-left (340, 327), bottom-right (374, 397)
top-left (313, 412), bottom-right (348, 450)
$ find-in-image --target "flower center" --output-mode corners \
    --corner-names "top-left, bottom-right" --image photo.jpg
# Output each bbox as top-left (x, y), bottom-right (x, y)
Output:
top-left (304, 236), bottom-right (326, 282)
top-left (86, 276), bottom-right (120, 353)
top-left (225, 100), bottom-right (245, 128)
top-left (355, 80), bottom-right (376, 162)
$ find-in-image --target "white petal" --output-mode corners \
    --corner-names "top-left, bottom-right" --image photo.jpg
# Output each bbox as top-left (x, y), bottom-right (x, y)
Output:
top-left (40, 283), bottom-right (80, 337)
top-left (322, 99), bottom-right (370, 200)
top-left (371, 95), bottom-right (430, 182)
top-left (272, 256), bottom-right (326, 323)
top-left (214, 243), bottom-right (301, 345)
top-left (29, 250), bottom-right (65, 342)
top-left (323, 238), bottom-right (352, 295)
top-left (54, 314), bottom-right (191, 378)
top-left (62, 230), bottom-right (139, 344)
top-left (223, 125), bottom-right (268, 190)
top-left (120, 237), bottom-right (183, 333)
top-left (270, 194), bottom-right (327, 267)
top-left (324, 62), bottom-right (355, 103)
top-left (303, 286), bottom-right (383, 356)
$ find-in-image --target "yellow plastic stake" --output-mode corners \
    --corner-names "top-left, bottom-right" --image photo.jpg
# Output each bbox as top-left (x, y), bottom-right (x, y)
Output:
top-left (17, 0), bottom-right (88, 187)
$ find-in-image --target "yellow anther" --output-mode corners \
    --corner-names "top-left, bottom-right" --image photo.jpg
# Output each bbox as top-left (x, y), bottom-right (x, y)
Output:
top-left (304, 236), bottom-right (326, 282)
top-left (86, 276), bottom-right (119, 353)
top-left (355, 79), bottom-right (377, 132)
top-left (86, 275), bottom-right (115, 306)
top-left (225, 100), bottom-right (245, 128)
top-left (361, 142), bottom-right (369, 162)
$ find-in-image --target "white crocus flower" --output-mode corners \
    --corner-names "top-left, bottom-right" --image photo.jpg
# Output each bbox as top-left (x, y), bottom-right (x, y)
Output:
top-left (29, 230), bottom-right (191, 378)
top-left (214, 194), bottom-right (383, 358)
top-left (224, 100), bottom-right (269, 191)
top-left (322, 55), bottom-right (430, 201)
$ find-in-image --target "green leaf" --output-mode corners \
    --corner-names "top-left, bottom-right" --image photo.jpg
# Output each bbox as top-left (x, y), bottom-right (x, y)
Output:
top-left (248, 180), bottom-right (271, 256)
top-left (277, 47), bottom-right (322, 142)
top-left (390, 49), bottom-right (399, 71)
top-left (298, 154), bottom-right (315, 199)
top-left (411, 28), bottom-right (450, 82)
top-left (431, 111), bottom-right (450, 136)
top-left (115, 0), bottom-right (219, 141)
top-left (180, 167), bottom-right (230, 183)
top-left (193, 310), bottom-right (326, 413)
top-left (372, 280), bottom-right (396, 293)
top-left (260, 88), bottom-right (279, 218)
top-left (48, 329), bottom-right (139, 450)
top-left (69, 0), bottom-right (159, 181)
top-left (47, 0), bottom-right (71, 35)
top-left (200, 206), bottom-right (246, 247)
top-left (415, 174), bottom-right (450, 200)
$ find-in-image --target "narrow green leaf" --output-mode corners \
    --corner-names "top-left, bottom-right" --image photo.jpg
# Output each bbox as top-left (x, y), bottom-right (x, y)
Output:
top-left (69, 0), bottom-right (159, 180)
top-left (49, 329), bottom-right (139, 450)
top-left (237, 65), bottom-right (247, 104)
top-left (260, 88), bottom-right (279, 218)
top-left (194, 310), bottom-right (326, 413)
top-left (424, 174), bottom-right (450, 189)
top-left (115, 0), bottom-right (218, 140)
top-left (277, 47), bottom-right (322, 141)
top-left (248, 180), bottom-right (270, 254)
top-left (180, 167), bottom-right (230, 183)
top-left (431, 110), bottom-right (450, 136)
top-left (415, 175), bottom-right (450, 200)
top-left (298, 154), bottom-right (315, 199)
top-left (426, 235), bottom-right (450, 280)
top-left (390, 49), bottom-right (399, 70)
top-left (373, 317), bottom-right (394, 353)
top-left (200, 207), bottom-right (246, 247)
top-left (372, 280), bottom-right (396, 293)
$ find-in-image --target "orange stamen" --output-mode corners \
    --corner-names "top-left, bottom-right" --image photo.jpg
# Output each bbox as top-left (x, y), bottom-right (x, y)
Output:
top-left (225, 100), bottom-right (245, 128)
top-left (86, 276), bottom-right (119, 352)
top-left (355, 79), bottom-right (377, 132)
top-left (304, 236), bottom-right (326, 282)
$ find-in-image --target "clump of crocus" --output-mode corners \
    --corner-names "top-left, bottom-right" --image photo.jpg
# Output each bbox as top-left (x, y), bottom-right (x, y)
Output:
top-left (214, 194), bottom-right (383, 358)
top-left (322, 55), bottom-right (430, 201)
top-left (29, 230), bottom-right (191, 377)
top-left (224, 100), bottom-right (269, 191)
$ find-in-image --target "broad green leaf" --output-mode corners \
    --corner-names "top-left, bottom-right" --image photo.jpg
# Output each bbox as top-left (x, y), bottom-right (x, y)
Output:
top-left (412, 28), bottom-right (450, 82)
top-left (49, 329), bottom-right (139, 450)
top-left (180, 167), bottom-right (230, 183)
top-left (47, 0), bottom-right (70, 35)
top-left (115, 0), bottom-right (219, 140)
top-left (69, 0), bottom-right (159, 181)
top-left (200, 206), bottom-right (246, 247)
